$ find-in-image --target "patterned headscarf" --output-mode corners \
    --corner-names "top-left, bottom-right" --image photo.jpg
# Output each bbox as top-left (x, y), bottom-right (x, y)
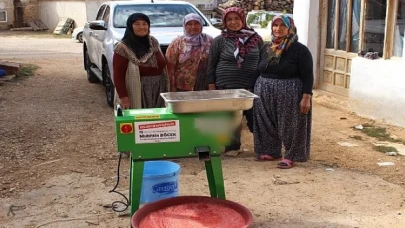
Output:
top-left (221, 7), bottom-right (262, 68)
top-left (266, 15), bottom-right (298, 65)
top-left (180, 13), bottom-right (209, 62)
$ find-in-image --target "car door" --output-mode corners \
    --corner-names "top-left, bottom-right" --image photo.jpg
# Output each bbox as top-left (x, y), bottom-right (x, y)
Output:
top-left (88, 4), bottom-right (106, 66)
top-left (94, 5), bottom-right (110, 69)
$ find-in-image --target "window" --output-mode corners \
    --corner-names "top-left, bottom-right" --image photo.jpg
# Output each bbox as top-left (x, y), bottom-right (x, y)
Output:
top-left (362, 0), bottom-right (387, 57)
top-left (393, 0), bottom-right (405, 56)
top-left (113, 4), bottom-right (208, 28)
top-left (103, 6), bottom-right (110, 27)
top-left (0, 10), bottom-right (7, 22)
top-left (351, 0), bottom-right (361, 53)
top-left (325, 0), bottom-right (402, 59)
top-left (326, 0), bottom-right (336, 48)
top-left (96, 5), bottom-right (106, 20)
top-left (325, 0), bottom-right (361, 52)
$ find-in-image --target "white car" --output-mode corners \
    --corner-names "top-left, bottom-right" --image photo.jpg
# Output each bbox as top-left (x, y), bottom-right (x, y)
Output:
top-left (72, 27), bottom-right (84, 43)
top-left (247, 11), bottom-right (293, 42)
top-left (83, 0), bottom-right (221, 107)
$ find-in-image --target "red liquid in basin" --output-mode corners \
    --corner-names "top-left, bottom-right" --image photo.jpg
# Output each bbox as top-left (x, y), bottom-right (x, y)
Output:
top-left (132, 196), bottom-right (252, 228)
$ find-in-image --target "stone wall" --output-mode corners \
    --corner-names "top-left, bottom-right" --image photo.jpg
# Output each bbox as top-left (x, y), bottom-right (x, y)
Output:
top-left (22, 0), bottom-right (39, 21)
top-left (217, 0), bottom-right (294, 13)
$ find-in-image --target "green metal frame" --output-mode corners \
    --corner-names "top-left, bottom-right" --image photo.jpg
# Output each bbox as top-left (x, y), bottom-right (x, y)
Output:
top-left (115, 108), bottom-right (231, 216)
top-left (129, 157), bottom-right (226, 216)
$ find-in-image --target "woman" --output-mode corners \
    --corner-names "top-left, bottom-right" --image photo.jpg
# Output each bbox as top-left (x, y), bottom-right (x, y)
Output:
top-left (113, 13), bottom-right (167, 109)
top-left (253, 15), bottom-right (313, 169)
top-left (206, 7), bottom-right (263, 153)
top-left (166, 13), bottom-right (213, 92)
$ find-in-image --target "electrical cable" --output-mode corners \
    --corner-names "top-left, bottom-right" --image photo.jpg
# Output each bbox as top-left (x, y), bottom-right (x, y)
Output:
top-left (109, 152), bottom-right (129, 212)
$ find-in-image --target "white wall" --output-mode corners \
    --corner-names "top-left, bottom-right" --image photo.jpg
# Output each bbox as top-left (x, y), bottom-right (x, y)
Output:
top-left (85, 0), bottom-right (104, 22)
top-left (293, 0), bottom-right (320, 87)
top-left (350, 57), bottom-right (405, 127)
top-left (38, 0), bottom-right (87, 30)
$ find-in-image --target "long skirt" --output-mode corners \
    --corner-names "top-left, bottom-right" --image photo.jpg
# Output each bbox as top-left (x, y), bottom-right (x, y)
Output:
top-left (177, 66), bottom-right (208, 91)
top-left (253, 77), bottom-right (312, 162)
top-left (141, 75), bottom-right (167, 108)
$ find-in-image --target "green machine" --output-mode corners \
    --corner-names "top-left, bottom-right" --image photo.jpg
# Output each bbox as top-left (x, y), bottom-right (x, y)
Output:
top-left (114, 89), bottom-right (257, 216)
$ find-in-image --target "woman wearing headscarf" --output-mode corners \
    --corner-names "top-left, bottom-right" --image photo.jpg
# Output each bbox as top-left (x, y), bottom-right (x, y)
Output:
top-left (113, 13), bottom-right (167, 109)
top-left (253, 15), bottom-right (313, 169)
top-left (206, 7), bottom-right (263, 153)
top-left (166, 13), bottom-right (213, 92)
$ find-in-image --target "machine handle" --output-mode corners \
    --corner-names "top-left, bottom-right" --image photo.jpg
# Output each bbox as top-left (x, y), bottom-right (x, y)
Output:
top-left (116, 104), bottom-right (123, 116)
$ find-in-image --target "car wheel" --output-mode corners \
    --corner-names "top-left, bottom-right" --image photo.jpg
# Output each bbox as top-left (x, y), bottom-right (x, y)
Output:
top-left (78, 32), bottom-right (83, 43)
top-left (103, 64), bottom-right (114, 108)
top-left (85, 50), bottom-right (100, 83)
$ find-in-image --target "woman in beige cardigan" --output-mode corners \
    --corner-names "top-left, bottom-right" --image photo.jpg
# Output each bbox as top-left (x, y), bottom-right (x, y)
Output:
top-left (113, 13), bottom-right (167, 109)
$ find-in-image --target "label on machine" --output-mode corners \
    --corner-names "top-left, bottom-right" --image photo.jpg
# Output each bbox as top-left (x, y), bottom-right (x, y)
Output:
top-left (134, 120), bottom-right (180, 144)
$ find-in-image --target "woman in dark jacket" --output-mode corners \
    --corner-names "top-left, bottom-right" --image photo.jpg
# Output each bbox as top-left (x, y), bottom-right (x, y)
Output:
top-left (253, 15), bottom-right (314, 168)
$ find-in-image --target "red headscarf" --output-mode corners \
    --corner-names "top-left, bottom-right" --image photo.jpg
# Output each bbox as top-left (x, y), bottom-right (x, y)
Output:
top-left (221, 7), bottom-right (262, 68)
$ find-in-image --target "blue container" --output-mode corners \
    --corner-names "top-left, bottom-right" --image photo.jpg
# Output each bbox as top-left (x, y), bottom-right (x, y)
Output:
top-left (140, 161), bottom-right (181, 204)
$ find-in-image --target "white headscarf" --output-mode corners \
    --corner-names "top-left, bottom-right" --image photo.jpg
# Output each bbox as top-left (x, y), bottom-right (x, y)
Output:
top-left (181, 13), bottom-right (209, 62)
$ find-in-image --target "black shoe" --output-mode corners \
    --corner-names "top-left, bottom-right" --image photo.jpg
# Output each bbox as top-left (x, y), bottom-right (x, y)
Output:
top-left (225, 144), bottom-right (241, 152)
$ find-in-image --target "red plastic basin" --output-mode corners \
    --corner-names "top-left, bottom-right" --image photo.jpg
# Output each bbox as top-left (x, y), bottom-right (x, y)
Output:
top-left (132, 196), bottom-right (253, 228)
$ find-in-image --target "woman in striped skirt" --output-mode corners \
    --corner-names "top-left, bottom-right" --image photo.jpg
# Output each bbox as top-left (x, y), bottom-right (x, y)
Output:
top-left (253, 15), bottom-right (313, 169)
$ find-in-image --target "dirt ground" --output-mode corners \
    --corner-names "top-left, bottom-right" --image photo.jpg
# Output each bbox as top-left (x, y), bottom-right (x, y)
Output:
top-left (1, 31), bottom-right (405, 228)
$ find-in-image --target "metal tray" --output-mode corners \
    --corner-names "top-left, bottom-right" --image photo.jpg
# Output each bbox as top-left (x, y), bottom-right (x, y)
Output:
top-left (160, 89), bottom-right (258, 113)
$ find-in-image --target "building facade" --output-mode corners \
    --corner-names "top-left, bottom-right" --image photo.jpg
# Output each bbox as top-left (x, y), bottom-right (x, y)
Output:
top-left (295, 0), bottom-right (405, 127)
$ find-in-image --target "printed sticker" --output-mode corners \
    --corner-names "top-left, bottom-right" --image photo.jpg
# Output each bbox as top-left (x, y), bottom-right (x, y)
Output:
top-left (135, 120), bottom-right (180, 144)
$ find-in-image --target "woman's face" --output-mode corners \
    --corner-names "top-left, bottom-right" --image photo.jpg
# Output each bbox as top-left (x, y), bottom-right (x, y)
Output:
top-left (225, 12), bottom-right (243, 32)
top-left (132, 20), bottom-right (149, 37)
top-left (185, 20), bottom-right (202, 36)
top-left (272, 19), bottom-right (289, 38)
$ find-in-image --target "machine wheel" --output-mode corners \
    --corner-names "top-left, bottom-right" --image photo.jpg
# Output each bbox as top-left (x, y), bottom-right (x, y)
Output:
top-left (103, 64), bottom-right (114, 108)
top-left (78, 32), bottom-right (83, 43)
top-left (85, 50), bottom-right (100, 83)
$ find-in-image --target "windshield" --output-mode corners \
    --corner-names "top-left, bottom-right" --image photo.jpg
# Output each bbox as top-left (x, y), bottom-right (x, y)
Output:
top-left (113, 4), bottom-right (208, 28)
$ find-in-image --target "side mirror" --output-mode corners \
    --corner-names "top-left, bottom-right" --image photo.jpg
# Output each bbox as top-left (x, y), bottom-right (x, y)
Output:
top-left (89, 20), bottom-right (107, 30)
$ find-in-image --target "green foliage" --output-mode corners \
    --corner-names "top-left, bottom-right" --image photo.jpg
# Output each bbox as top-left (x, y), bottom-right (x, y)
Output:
top-left (374, 145), bottom-right (398, 153)
top-left (16, 64), bottom-right (39, 79)
top-left (246, 14), bottom-right (256, 25)
top-left (260, 20), bottom-right (269, 28)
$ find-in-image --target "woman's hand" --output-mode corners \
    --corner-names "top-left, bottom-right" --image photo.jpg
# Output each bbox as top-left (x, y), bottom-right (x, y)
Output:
top-left (208, 84), bottom-right (216, 90)
top-left (300, 94), bottom-right (311, 115)
top-left (120, 97), bottom-right (130, 109)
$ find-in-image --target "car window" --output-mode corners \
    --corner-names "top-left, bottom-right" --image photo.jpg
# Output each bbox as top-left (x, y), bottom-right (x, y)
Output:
top-left (113, 4), bottom-right (208, 28)
top-left (96, 5), bottom-right (106, 20)
top-left (103, 6), bottom-right (110, 27)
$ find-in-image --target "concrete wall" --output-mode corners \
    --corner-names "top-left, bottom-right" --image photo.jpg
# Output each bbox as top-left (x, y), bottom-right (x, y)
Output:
top-left (350, 56), bottom-right (405, 127)
top-left (292, 0), bottom-right (320, 88)
top-left (38, 0), bottom-right (87, 29)
top-left (85, 0), bottom-right (104, 22)
top-left (0, 0), bottom-right (14, 30)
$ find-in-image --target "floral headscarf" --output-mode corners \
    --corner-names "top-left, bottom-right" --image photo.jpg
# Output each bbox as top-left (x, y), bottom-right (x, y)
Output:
top-left (266, 15), bottom-right (298, 65)
top-left (221, 7), bottom-right (262, 68)
top-left (180, 13), bottom-right (210, 62)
